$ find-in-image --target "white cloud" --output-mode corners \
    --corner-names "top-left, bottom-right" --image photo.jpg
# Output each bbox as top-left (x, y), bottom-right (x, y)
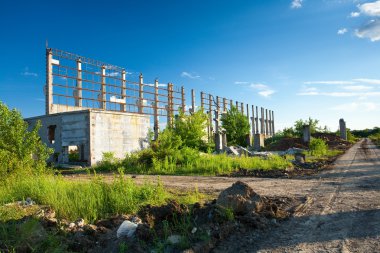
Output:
top-left (304, 80), bottom-right (355, 85)
top-left (21, 67), bottom-right (38, 77)
top-left (342, 85), bottom-right (373, 91)
top-left (145, 83), bottom-right (167, 87)
top-left (350, 11), bottom-right (360, 18)
top-left (291, 0), bottom-right (303, 9)
top-left (331, 102), bottom-right (379, 112)
top-left (354, 78), bottom-right (380, 84)
top-left (181, 71), bottom-right (200, 79)
top-left (297, 91), bottom-right (380, 97)
top-left (359, 1), bottom-right (380, 17)
top-left (106, 72), bottom-right (120, 77)
top-left (249, 83), bottom-right (276, 98)
top-left (355, 19), bottom-right (380, 41)
top-left (337, 28), bottom-right (348, 35)
top-left (258, 90), bottom-right (276, 97)
top-left (234, 81), bottom-right (249, 85)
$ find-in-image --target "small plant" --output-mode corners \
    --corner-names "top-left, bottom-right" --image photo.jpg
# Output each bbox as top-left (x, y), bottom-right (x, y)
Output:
top-left (309, 138), bottom-right (328, 157)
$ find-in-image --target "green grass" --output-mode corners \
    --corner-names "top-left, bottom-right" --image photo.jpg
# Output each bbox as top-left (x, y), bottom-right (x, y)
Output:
top-left (0, 172), bottom-right (203, 223)
top-left (97, 153), bottom-right (292, 176)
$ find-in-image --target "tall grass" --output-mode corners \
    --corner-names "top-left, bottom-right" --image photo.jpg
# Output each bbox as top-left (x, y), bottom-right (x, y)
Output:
top-left (0, 173), bottom-right (170, 222)
top-left (118, 153), bottom-right (291, 176)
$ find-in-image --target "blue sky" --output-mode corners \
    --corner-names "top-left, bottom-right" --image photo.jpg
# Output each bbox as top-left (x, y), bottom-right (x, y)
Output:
top-left (0, 0), bottom-right (379, 131)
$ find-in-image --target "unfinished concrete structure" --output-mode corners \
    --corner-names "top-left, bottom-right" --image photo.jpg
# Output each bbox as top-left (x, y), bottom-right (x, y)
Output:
top-left (27, 48), bottom-right (276, 165)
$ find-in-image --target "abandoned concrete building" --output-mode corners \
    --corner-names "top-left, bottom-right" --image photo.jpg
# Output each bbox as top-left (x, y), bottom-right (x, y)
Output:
top-left (26, 48), bottom-right (275, 166)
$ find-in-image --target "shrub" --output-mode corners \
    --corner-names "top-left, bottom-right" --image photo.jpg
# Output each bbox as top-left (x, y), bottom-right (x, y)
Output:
top-left (0, 102), bottom-right (52, 178)
top-left (309, 138), bottom-right (328, 157)
top-left (221, 106), bottom-right (250, 146)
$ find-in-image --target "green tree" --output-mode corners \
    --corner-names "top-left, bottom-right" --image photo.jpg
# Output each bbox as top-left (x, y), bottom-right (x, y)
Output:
top-left (0, 102), bottom-right (52, 177)
top-left (221, 106), bottom-right (250, 146)
top-left (294, 117), bottom-right (321, 136)
top-left (173, 109), bottom-right (208, 150)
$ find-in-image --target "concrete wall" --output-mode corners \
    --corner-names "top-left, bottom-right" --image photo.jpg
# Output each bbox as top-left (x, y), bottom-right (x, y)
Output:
top-left (90, 110), bottom-right (150, 165)
top-left (25, 109), bottom-right (150, 166)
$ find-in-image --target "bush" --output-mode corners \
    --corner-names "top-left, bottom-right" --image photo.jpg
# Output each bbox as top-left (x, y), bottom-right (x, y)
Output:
top-left (0, 102), bottom-right (52, 178)
top-left (309, 138), bottom-right (328, 157)
top-left (221, 106), bottom-right (250, 146)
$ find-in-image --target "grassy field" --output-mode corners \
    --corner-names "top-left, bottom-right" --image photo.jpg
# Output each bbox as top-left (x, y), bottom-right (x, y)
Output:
top-left (0, 172), bottom-right (202, 223)
top-left (96, 153), bottom-right (293, 176)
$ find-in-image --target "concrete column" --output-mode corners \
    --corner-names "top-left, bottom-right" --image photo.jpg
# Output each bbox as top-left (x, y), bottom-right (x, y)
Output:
top-left (260, 107), bottom-right (264, 134)
top-left (191, 89), bottom-right (195, 113)
top-left (265, 109), bottom-right (269, 136)
top-left (236, 101), bottom-right (239, 109)
top-left (254, 134), bottom-right (265, 150)
top-left (246, 104), bottom-right (250, 121)
top-left (101, 66), bottom-right (106, 110)
top-left (241, 102), bottom-right (244, 114)
top-left (167, 83), bottom-right (173, 127)
top-left (138, 73), bottom-right (144, 114)
top-left (208, 94), bottom-right (213, 141)
top-left (223, 98), bottom-right (227, 113)
top-left (181, 86), bottom-right (185, 113)
top-left (46, 48), bottom-right (53, 115)
top-left (272, 111), bottom-right (275, 135)
top-left (216, 96), bottom-right (220, 111)
top-left (230, 99), bottom-right (233, 110)
top-left (268, 110), bottom-right (272, 136)
top-left (251, 105), bottom-right (256, 136)
top-left (339, 118), bottom-right (347, 140)
top-left (154, 79), bottom-right (159, 140)
top-left (200, 91), bottom-right (204, 110)
top-left (75, 59), bottom-right (82, 107)
top-left (255, 106), bottom-right (259, 134)
top-left (222, 131), bottom-right (227, 149)
top-left (214, 109), bottom-right (222, 151)
top-left (121, 70), bottom-right (126, 112)
top-left (303, 125), bottom-right (311, 143)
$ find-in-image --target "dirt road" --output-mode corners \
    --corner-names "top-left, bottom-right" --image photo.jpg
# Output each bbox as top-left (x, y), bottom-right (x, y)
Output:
top-left (65, 139), bottom-right (380, 252)
top-left (213, 138), bottom-right (380, 252)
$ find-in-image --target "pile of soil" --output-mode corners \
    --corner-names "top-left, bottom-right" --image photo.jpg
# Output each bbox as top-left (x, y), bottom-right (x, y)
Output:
top-left (312, 133), bottom-right (352, 150)
top-left (265, 137), bottom-right (307, 151)
top-left (1, 182), bottom-right (306, 253)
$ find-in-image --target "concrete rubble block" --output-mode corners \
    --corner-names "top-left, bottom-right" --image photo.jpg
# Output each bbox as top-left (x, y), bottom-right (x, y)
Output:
top-left (339, 118), bottom-right (347, 140)
top-left (216, 181), bottom-right (263, 215)
top-left (116, 220), bottom-right (138, 238)
top-left (226, 146), bottom-right (240, 156)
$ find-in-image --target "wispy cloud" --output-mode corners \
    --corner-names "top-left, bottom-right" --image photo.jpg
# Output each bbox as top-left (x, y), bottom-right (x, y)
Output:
top-left (358, 0), bottom-right (380, 17)
top-left (181, 71), bottom-right (200, 79)
top-left (342, 85), bottom-right (373, 91)
top-left (350, 11), bottom-right (360, 18)
top-left (291, 0), bottom-right (303, 9)
top-left (249, 83), bottom-right (276, 98)
top-left (297, 91), bottom-right (380, 97)
top-left (106, 72), bottom-right (120, 77)
top-left (354, 78), bottom-right (380, 85)
top-left (337, 28), bottom-right (348, 35)
top-left (21, 67), bottom-right (38, 77)
top-left (355, 19), bottom-right (380, 42)
top-left (304, 80), bottom-right (355, 85)
top-left (331, 102), bottom-right (379, 112)
top-left (234, 81), bottom-right (249, 85)
top-left (145, 83), bottom-right (167, 87)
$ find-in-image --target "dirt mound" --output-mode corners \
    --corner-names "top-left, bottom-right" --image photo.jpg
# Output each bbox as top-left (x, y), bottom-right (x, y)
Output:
top-left (216, 181), bottom-right (262, 215)
top-left (266, 137), bottom-right (307, 151)
top-left (312, 133), bottom-right (352, 150)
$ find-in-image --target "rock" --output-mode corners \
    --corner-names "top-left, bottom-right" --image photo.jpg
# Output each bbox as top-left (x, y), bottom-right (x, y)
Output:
top-left (191, 227), bottom-right (197, 234)
top-left (216, 181), bottom-right (262, 215)
top-left (69, 222), bottom-right (76, 228)
top-left (25, 197), bottom-right (34, 206)
top-left (76, 218), bottom-right (85, 227)
top-left (295, 153), bottom-right (306, 163)
top-left (116, 220), bottom-right (138, 238)
top-left (167, 234), bottom-right (183, 244)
